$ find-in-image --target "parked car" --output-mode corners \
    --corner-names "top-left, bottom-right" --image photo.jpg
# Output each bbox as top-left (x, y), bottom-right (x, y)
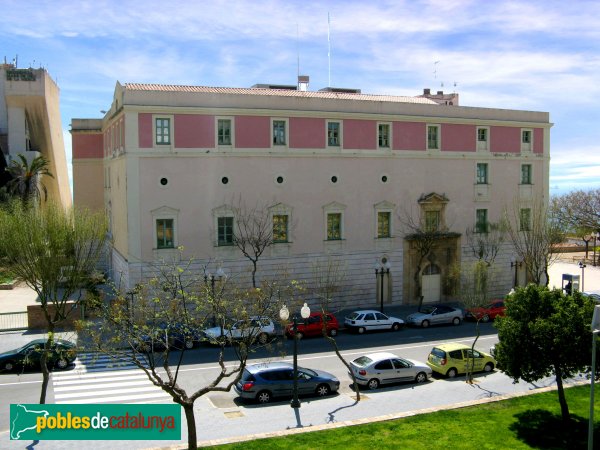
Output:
top-left (582, 291), bottom-right (600, 303)
top-left (426, 342), bottom-right (496, 378)
top-left (349, 352), bottom-right (432, 390)
top-left (235, 361), bottom-right (340, 403)
top-left (134, 321), bottom-right (203, 351)
top-left (465, 300), bottom-right (506, 322)
top-left (406, 305), bottom-right (464, 328)
top-left (344, 310), bottom-right (404, 334)
top-left (0, 339), bottom-right (77, 372)
top-left (285, 311), bottom-right (339, 339)
top-left (202, 316), bottom-right (275, 345)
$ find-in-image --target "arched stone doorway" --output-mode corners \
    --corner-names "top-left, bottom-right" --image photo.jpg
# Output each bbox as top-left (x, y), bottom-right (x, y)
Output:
top-left (422, 263), bottom-right (441, 303)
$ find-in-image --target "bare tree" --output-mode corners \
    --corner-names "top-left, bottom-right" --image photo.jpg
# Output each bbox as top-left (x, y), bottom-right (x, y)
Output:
top-left (0, 201), bottom-right (107, 403)
top-left (82, 256), bottom-right (291, 450)
top-left (231, 199), bottom-right (275, 288)
top-left (504, 198), bottom-right (565, 286)
top-left (309, 257), bottom-right (361, 400)
top-left (551, 188), bottom-right (600, 231)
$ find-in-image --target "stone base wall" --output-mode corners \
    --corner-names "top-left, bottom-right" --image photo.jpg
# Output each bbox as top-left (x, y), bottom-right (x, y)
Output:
top-left (27, 301), bottom-right (84, 330)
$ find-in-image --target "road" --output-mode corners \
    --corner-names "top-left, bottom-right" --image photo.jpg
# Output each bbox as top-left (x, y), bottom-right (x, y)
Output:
top-left (1, 321), bottom-right (580, 450)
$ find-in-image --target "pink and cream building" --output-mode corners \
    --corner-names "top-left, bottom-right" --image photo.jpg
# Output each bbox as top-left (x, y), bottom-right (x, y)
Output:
top-left (72, 79), bottom-right (550, 308)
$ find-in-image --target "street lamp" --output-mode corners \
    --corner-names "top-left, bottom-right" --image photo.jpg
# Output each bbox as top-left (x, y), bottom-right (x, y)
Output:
top-left (588, 305), bottom-right (600, 450)
top-left (205, 266), bottom-right (226, 328)
top-left (593, 232), bottom-right (599, 267)
top-left (579, 261), bottom-right (587, 292)
top-left (375, 259), bottom-right (391, 313)
top-left (279, 302), bottom-right (311, 409)
top-left (510, 257), bottom-right (522, 288)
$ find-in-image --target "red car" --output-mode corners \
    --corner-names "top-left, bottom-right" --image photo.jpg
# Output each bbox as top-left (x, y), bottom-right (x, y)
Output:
top-left (285, 312), bottom-right (339, 339)
top-left (465, 300), bottom-right (506, 323)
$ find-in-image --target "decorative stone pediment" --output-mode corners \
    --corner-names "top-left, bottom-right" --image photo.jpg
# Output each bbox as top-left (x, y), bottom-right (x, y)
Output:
top-left (418, 192), bottom-right (449, 206)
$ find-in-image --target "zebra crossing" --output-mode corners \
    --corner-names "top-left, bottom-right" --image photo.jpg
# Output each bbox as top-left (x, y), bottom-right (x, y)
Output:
top-left (51, 352), bottom-right (171, 404)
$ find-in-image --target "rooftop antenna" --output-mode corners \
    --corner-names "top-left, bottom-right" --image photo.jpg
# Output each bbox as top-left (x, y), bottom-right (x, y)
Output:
top-left (453, 81), bottom-right (458, 93)
top-left (296, 22), bottom-right (300, 80)
top-left (327, 12), bottom-right (331, 87)
top-left (433, 60), bottom-right (440, 79)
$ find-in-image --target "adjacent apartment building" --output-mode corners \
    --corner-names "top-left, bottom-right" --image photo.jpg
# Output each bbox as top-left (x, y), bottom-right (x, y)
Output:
top-left (71, 78), bottom-right (550, 309)
top-left (0, 63), bottom-right (72, 208)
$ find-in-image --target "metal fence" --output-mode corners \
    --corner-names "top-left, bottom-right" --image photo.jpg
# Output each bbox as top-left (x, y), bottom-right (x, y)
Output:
top-left (0, 311), bottom-right (28, 331)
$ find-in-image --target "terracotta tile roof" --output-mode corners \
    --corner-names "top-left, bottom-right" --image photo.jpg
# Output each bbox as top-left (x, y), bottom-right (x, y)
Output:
top-left (124, 83), bottom-right (438, 105)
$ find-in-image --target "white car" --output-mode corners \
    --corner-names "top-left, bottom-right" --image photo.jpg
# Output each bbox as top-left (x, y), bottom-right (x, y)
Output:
top-left (344, 310), bottom-right (404, 334)
top-left (349, 352), bottom-right (432, 390)
top-left (202, 317), bottom-right (275, 345)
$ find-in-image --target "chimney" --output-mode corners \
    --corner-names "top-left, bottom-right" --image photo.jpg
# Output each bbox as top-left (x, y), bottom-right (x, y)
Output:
top-left (298, 75), bottom-right (309, 92)
top-left (423, 88), bottom-right (431, 95)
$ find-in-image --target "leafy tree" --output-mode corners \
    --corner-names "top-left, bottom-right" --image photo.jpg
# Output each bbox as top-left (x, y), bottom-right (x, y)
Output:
top-left (82, 257), bottom-right (295, 450)
top-left (504, 198), bottom-right (564, 286)
top-left (551, 188), bottom-right (600, 232)
top-left (5, 154), bottom-right (54, 204)
top-left (495, 285), bottom-right (598, 421)
top-left (0, 201), bottom-right (107, 402)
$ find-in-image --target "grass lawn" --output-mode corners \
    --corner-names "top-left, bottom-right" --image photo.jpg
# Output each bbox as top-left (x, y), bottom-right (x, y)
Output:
top-left (213, 384), bottom-right (600, 449)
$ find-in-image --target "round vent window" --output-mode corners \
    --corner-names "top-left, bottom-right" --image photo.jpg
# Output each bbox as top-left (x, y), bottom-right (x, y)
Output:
top-left (221, 177), bottom-right (229, 185)
top-left (276, 176), bottom-right (284, 184)
top-left (381, 175), bottom-right (388, 183)
top-left (331, 175), bottom-right (338, 183)
top-left (160, 177), bottom-right (168, 186)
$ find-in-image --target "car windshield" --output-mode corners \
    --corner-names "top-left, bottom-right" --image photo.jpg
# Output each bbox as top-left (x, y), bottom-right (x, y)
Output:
top-left (347, 312), bottom-right (361, 320)
top-left (420, 306), bottom-right (435, 314)
top-left (352, 356), bottom-right (373, 367)
top-left (430, 348), bottom-right (446, 358)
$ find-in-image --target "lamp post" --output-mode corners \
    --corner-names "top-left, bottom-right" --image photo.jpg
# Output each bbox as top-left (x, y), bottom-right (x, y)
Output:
top-left (588, 305), bottom-right (600, 450)
top-left (510, 258), bottom-right (521, 288)
top-left (375, 259), bottom-right (391, 313)
top-left (279, 303), bottom-right (311, 409)
top-left (593, 232), bottom-right (599, 267)
top-left (205, 266), bottom-right (226, 328)
top-left (580, 261), bottom-right (587, 292)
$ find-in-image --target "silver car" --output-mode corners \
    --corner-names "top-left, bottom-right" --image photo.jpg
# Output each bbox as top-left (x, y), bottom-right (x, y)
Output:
top-left (344, 310), bottom-right (404, 334)
top-left (349, 352), bottom-right (432, 390)
top-left (406, 305), bottom-right (463, 328)
top-left (202, 316), bottom-right (275, 345)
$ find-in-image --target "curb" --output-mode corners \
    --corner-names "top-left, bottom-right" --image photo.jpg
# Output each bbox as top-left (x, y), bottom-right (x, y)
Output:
top-left (148, 379), bottom-right (589, 449)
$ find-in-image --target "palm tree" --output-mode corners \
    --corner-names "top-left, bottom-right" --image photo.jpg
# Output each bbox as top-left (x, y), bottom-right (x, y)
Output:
top-left (5, 154), bottom-right (54, 204)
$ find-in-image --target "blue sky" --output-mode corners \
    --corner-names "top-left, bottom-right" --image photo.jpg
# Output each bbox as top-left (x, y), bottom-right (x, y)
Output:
top-left (2, 0), bottom-right (599, 195)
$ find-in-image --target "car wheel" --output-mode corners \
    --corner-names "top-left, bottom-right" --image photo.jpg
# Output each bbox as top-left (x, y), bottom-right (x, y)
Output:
top-left (3, 361), bottom-right (14, 371)
top-left (415, 372), bottom-right (428, 383)
top-left (55, 358), bottom-right (68, 370)
top-left (295, 332), bottom-right (304, 340)
top-left (256, 390), bottom-right (272, 404)
top-left (357, 327), bottom-right (366, 334)
top-left (367, 378), bottom-right (380, 390)
top-left (484, 362), bottom-right (494, 372)
top-left (481, 314), bottom-right (490, 323)
top-left (185, 340), bottom-right (194, 349)
top-left (257, 333), bottom-right (269, 345)
top-left (446, 368), bottom-right (458, 378)
top-left (421, 320), bottom-right (430, 328)
top-left (452, 317), bottom-right (461, 326)
top-left (328, 328), bottom-right (338, 337)
top-left (316, 384), bottom-right (331, 397)
top-left (391, 322), bottom-right (401, 331)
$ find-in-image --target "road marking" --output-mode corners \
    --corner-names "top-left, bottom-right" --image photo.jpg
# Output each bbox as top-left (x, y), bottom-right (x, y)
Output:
top-left (0, 380), bottom-right (42, 387)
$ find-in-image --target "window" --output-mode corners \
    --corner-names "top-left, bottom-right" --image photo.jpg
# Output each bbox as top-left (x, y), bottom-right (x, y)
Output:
top-left (327, 121), bottom-right (340, 147)
top-left (476, 163), bottom-right (488, 184)
top-left (218, 216), bottom-right (234, 246)
top-left (377, 211), bottom-right (391, 238)
top-left (522, 130), bottom-right (531, 144)
top-left (272, 120), bottom-right (286, 145)
top-left (327, 213), bottom-right (342, 240)
top-left (521, 164), bottom-right (532, 184)
top-left (217, 119), bottom-right (232, 145)
top-left (156, 219), bottom-right (174, 249)
top-left (425, 211), bottom-right (440, 233)
top-left (378, 123), bottom-right (390, 148)
top-left (477, 128), bottom-right (487, 142)
top-left (155, 118), bottom-right (171, 145)
top-left (476, 209), bottom-right (488, 233)
top-left (273, 214), bottom-right (289, 243)
top-left (427, 125), bottom-right (439, 150)
top-left (520, 208), bottom-right (531, 231)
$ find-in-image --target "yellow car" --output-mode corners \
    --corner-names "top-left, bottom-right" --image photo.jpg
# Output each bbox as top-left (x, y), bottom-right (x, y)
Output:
top-left (426, 343), bottom-right (496, 378)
